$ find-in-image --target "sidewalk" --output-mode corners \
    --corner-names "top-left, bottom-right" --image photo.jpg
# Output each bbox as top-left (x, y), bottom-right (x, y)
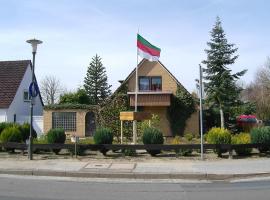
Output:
top-left (1, 158), bottom-right (270, 180)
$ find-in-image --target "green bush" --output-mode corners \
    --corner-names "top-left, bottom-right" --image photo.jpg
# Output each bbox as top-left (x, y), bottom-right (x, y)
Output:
top-left (0, 122), bottom-right (14, 135)
top-left (251, 126), bottom-right (270, 153)
top-left (142, 127), bottom-right (164, 156)
top-left (94, 128), bottom-right (113, 155)
top-left (172, 136), bottom-right (192, 156)
top-left (47, 128), bottom-right (66, 154)
top-left (0, 126), bottom-right (22, 152)
top-left (184, 133), bottom-right (194, 141)
top-left (19, 123), bottom-right (37, 143)
top-left (0, 126), bottom-right (22, 143)
top-left (232, 133), bottom-right (252, 156)
top-left (205, 127), bottom-right (231, 157)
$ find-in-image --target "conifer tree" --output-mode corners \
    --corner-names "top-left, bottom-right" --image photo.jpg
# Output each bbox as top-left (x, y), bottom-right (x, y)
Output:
top-left (202, 17), bottom-right (246, 128)
top-left (84, 54), bottom-right (111, 105)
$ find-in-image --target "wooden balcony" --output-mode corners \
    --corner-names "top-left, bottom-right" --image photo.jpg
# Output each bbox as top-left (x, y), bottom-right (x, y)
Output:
top-left (128, 91), bottom-right (172, 107)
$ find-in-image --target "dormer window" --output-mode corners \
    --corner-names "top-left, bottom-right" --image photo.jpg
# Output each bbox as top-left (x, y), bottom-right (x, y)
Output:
top-left (23, 90), bottom-right (30, 102)
top-left (139, 76), bottom-right (162, 91)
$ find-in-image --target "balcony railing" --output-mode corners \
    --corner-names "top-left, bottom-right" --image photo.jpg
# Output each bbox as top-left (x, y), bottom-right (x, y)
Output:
top-left (128, 91), bottom-right (172, 106)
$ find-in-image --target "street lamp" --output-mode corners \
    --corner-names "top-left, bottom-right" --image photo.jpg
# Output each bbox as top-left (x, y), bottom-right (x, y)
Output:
top-left (26, 38), bottom-right (42, 160)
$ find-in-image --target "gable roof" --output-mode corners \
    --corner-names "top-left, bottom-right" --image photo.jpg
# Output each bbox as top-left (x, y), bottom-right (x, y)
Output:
top-left (0, 60), bottom-right (31, 108)
top-left (114, 59), bottom-right (190, 95)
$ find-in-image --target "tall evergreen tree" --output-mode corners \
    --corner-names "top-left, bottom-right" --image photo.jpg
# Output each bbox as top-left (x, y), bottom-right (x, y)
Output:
top-left (202, 17), bottom-right (246, 128)
top-left (84, 54), bottom-right (111, 105)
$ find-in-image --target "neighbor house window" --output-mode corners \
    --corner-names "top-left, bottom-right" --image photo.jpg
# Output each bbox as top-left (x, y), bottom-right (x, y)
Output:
top-left (139, 76), bottom-right (162, 91)
top-left (52, 112), bottom-right (76, 131)
top-left (23, 90), bottom-right (30, 102)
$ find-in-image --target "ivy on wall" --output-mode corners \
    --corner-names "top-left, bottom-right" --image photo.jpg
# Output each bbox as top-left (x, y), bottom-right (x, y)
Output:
top-left (99, 85), bottom-right (133, 142)
top-left (167, 86), bottom-right (196, 136)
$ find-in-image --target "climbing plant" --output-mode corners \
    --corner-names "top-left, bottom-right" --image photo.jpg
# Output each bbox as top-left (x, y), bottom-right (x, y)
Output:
top-left (167, 86), bottom-right (195, 136)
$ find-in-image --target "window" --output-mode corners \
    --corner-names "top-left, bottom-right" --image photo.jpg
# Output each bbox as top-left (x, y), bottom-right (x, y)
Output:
top-left (23, 90), bottom-right (30, 102)
top-left (139, 77), bottom-right (150, 91)
top-left (52, 112), bottom-right (76, 131)
top-left (139, 76), bottom-right (162, 91)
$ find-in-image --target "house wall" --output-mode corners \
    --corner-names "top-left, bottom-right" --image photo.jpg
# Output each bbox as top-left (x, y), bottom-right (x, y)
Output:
top-left (0, 109), bottom-right (7, 122)
top-left (43, 109), bottom-right (87, 137)
top-left (143, 106), bottom-right (172, 136)
top-left (127, 61), bottom-right (178, 94)
top-left (184, 110), bottom-right (200, 135)
top-left (7, 64), bottom-right (43, 123)
top-left (125, 60), bottom-right (199, 137)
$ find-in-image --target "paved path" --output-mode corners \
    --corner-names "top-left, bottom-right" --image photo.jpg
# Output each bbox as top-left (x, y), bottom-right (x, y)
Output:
top-left (1, 158), bottom-right (270, 180)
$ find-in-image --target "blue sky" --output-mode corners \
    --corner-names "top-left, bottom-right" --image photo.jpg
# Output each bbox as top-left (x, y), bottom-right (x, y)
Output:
top-left (0, 0), bottom-right (269, 93)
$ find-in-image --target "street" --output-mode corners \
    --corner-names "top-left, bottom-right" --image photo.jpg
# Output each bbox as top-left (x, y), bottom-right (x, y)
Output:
top-left (0, 175), bottom-right (270, 200)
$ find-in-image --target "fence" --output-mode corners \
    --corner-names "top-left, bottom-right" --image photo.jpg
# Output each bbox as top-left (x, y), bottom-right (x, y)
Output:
top-left (0, 143), bottom-right (269, 158)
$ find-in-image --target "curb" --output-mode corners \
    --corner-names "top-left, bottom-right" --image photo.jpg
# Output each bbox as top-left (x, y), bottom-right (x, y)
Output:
top-left (0, 170), bottom-right (270, 180)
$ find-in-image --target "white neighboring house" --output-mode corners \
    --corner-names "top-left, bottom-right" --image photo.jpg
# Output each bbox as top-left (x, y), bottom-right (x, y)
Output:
top-left (0, 60), bottom-right (44, 134)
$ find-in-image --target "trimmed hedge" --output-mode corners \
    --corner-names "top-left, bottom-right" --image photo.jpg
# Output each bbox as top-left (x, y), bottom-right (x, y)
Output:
top-left (142, 127), bottom-right (164, 156)
top-left (232, 133), bottom-right (252, 156)
top-left (0, 126), bottom-right (22, 143)
top-left (206, 127), bottom-right (231, 157)
top-left (47, 128), bottom-right (66, 154)
top-left (0, 122), bottom-right (14, 135)
top-left (94, 127), bottom-right (113, 155)
top-left (251, 126), bottom-right (270, 153)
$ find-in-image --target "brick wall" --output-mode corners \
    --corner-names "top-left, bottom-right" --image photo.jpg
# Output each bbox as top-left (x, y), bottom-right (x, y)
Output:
top-left (43, 109), bottom-right (87, 137)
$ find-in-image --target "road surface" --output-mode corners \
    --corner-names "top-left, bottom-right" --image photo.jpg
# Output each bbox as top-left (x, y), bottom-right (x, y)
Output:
top-left (0, 175), bottom-right (270, 200)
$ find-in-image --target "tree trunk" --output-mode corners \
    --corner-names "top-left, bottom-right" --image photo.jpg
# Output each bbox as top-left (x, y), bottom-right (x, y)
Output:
top-left (220, 107), bottom-right (224, 128)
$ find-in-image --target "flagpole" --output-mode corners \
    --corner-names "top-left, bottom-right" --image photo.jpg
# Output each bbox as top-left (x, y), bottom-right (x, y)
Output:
top-left (133, 30), bottom-right (139, 144)
top-left (199, 64), bottom-right (204, 160)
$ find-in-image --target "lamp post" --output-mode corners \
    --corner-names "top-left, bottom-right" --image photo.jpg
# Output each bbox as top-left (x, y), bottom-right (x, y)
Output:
top-left (26, 38), bottom-right (42, 160)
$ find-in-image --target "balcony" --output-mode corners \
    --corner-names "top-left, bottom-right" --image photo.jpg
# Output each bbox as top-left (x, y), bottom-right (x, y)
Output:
top-left (128, 91), bottom-right (172, 107)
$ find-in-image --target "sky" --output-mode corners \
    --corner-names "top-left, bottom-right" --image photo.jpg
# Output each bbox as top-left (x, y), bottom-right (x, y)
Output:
top-left (0, 0), bottom-right (269, 93)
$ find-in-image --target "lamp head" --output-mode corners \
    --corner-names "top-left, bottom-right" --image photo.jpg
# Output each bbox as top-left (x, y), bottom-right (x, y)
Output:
top-left (26, 38), bottom-right (42, 53)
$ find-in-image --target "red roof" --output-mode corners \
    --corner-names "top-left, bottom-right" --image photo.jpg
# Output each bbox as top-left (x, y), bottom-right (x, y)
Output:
top-left (0, 60), bottom-right (31, 108)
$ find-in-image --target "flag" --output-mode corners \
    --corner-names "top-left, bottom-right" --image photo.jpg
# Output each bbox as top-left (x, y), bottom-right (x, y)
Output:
top-left (137, 34), bottom-right (161, 61)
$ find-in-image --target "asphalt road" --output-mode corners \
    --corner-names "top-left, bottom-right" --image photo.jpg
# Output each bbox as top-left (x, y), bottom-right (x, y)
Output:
top-left (1, 175), bottom-right (270, 200)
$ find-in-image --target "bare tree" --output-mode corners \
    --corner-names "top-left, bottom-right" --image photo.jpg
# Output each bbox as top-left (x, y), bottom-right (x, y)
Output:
top-left (242, 57), bottom-right (270, 119)
top-left (40, 75), bottom-right (65, 105)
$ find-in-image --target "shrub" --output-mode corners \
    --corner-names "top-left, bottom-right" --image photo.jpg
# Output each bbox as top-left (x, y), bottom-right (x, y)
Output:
top-left (47, 128), bottom-right (66, 154)
top-left (0, 122), bottom-right (14, 135)
top-left (19, 123), bottom-right (37, 143)
top-left (184, 133), bottom-right (193, 141)
top-left (142, 127), bottom-right (164, 156)
top-left (232, 133), bottom-right (252, 156)
top-left (0, 126), bottom-right (22, 143)
top-left (94, 128), bottom-right (113, 155)
top-left (172, 136), bottom-right (192, 156)
top-left (205, 127), bottom-right (231, 157)
top-left (0, 126), bottom-right (22, 152)
top-left (250, 126), bottom-right (270, 153)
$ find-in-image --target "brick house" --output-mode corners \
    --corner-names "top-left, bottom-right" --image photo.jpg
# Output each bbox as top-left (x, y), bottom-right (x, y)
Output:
top-left (116, 59), bottom-right (199, 136)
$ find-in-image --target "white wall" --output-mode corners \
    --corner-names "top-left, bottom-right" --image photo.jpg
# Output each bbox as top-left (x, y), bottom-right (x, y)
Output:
top-left (5, 64), bottom-right (44, 133)
top-left (0, 109), bottom-right (7, 122)
top-left (7, 64), bottom-right (43, 122)
top-left (16, 115), bottom-right (43, 136)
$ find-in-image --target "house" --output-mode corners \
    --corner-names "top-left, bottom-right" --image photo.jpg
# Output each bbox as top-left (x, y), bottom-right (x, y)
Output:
top-left (0, 60), bottom-right (44, 133)
top-left (43, 105), bottom-right (99, 137)
top-left (116, 59), bottom-right (199, 137)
